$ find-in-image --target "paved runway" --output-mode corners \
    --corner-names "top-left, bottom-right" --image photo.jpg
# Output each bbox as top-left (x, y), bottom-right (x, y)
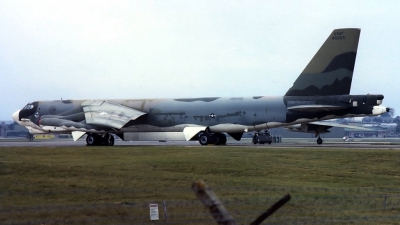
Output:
top-left (1, 138), bottom-right (400, 149)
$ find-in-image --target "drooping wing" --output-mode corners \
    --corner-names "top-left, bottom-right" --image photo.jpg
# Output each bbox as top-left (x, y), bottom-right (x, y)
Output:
top-left (309, 121), bottom-right (372, 130)
top-left (82, 101), bottom-right (146, 129)
top-left (287, 105), bottom-right (348, 112)
top-left (285, 120), bottom-right (372, 135)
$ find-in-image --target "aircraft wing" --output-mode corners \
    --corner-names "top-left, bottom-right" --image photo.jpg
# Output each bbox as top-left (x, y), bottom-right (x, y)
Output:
top-left (287, 105), bottom-right (349, 112)
top-left (309, 121), bottom-right (372, 130)
top-left (82, 100), bottom-right (146, 129)
top-left (285, 120), bottom-right (372, 135)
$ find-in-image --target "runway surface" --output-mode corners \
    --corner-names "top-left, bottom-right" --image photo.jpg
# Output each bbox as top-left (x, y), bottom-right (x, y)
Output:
top-left (1, 138), bottom-right (400, 149)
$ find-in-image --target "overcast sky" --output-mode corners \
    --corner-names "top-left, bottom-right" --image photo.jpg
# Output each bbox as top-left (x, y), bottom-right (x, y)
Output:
top-left (1, 0), bottom-right (399, 120)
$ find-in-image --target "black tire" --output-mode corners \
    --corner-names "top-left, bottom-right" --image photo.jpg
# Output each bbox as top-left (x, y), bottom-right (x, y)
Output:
top-left (107, 135), bottom-right (115, 146)
top-left (317, 137), bottom-right (323, 145)
top-left (100, 134), bottom-right (109, 146)
top-left (219, 133), bottom-right (227, 145)
top-left (214, 133), bottom-right (227, 145)
top-left (86, 134), bottom-right (97, 146)
top-left (213, 135), bottom-right (220, 145)
top-left (199, 133), bottom-right (209, 145)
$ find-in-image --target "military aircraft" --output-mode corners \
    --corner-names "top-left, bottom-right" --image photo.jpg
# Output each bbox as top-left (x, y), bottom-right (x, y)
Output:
top-left (12, 28), bottom-right (389, 146)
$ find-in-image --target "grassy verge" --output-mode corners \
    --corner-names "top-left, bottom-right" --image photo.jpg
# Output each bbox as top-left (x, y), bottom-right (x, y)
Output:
top-left (1, 146), bottom-right (399, 224)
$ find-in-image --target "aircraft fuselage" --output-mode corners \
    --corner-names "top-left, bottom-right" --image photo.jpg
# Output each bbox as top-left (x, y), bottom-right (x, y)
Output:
top-left (13, 94), bottom-right (385, 136)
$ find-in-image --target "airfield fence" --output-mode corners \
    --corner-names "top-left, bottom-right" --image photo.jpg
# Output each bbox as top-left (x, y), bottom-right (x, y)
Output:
top-left (1, 186), bottom-right (400, 224)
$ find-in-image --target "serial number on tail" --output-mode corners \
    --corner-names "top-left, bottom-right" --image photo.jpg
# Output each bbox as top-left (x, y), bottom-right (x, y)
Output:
top-left (332, 31), bottom-right (345, 40)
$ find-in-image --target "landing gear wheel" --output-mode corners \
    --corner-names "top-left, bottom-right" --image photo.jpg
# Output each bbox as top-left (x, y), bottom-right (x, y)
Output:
top-left (317, 137), bottom-right (323, 145)
top-left (86, 133), bottom-right (114, 146)
top-left (199, 133), bottom-right (209, 145)
top-left (219, 133), bottom-right (227, 145)
top-left (107, 135), bottom-right (114, 146)
top-left (215, 133), bottom-right (227, 145)
top-left (100, 134), bottom-right (109, 145)
top-left (86, 134), bottom-right (97, 146)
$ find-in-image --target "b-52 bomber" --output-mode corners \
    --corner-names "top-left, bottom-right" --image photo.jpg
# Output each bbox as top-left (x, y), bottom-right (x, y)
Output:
top-left (12, 28), bottom-right (389, 146)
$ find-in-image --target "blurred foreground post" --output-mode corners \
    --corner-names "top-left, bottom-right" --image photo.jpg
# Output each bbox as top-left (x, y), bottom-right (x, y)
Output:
top-left (192, 181), bottom-right (237, 225)
top-left (250, 194), bottom-right (291, 225)
top-left (192, 180), bottom-right (291, 225)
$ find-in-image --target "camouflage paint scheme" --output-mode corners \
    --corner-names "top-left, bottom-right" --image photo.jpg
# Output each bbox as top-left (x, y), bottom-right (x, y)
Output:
top-left (12, 28), bottom-right (388, 146)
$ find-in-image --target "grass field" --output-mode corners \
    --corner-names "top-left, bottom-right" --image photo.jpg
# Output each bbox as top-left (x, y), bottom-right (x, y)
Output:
top-left (1, 145), bottom-right (399, 224)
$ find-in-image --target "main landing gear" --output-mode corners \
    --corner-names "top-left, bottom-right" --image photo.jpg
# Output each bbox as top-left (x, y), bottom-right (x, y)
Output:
top-left (198, 132), bottom-right (227, 145)
top-left (86, 133), bottom-right (115, 146)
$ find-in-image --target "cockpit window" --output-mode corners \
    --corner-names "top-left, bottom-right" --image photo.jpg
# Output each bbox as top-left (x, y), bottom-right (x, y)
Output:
top-left (23, 104), bottom-right (34, 110)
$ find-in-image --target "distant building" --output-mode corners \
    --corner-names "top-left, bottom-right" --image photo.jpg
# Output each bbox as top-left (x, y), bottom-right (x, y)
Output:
top-left (0, 122), bottom-right (6, 137)
top-left (0, 121), bottom-right (29, 138)
top-left (261, 127), bottom-right (345, 138)
top-left (344, 127), bottom-right (396, 138)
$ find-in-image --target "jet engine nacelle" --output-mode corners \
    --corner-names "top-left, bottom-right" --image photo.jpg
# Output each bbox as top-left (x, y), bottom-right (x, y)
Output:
top-left (39, 118), bottom-right (71, 127)
top-left (39, 117), bottom-right (108, 133)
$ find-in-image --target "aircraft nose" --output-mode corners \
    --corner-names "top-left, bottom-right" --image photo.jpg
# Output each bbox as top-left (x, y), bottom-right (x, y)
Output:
top-left (12, 110), bottom-right (21, 123)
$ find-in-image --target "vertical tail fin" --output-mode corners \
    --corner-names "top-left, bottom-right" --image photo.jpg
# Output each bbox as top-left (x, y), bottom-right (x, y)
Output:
top-left (285, 28), bottom-right (361, 96)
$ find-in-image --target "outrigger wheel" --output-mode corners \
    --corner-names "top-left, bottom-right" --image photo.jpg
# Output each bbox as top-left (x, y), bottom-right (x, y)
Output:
top-left (317, 136), bottom-right (323, 145)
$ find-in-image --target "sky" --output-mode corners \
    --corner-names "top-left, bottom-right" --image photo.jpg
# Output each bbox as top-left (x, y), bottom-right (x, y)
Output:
top-left (1, 0), bottom-right (399, 120)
